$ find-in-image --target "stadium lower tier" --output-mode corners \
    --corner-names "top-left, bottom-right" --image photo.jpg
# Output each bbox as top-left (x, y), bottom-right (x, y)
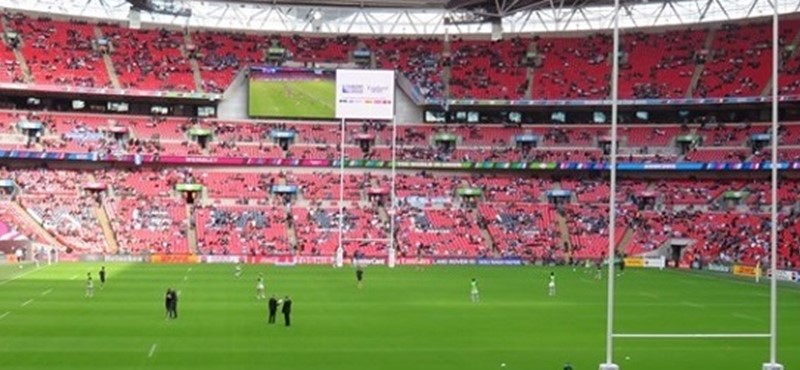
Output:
top-left (1, 167), bottom-right (799, 269)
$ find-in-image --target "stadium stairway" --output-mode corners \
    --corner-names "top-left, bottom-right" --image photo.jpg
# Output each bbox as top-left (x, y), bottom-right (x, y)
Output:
top-left (94, 203), bottom-right (119, 254)
top-left (524, 39), bottom-right (537, 99)
top-left (556, 211), bottom-right (571, 255)
top-left (184, 32), bottom-right (204, 93)
top-left (762, 25), bottom-right (800, 96)
top-left (1, 17), bottom-right (32, 83)
top-left (94, 26), bottom-right (121, 89)
top-left (616, 227), bottom-right (635, 255)
top-left (370, 178), bottom-right (391, 223)
top-left (4, 201), bottom-right (64, 249)
top-left (687, 28), bottom-right (716, 98)
top-left (477, 219), bottom-right (496, 256)
top-left (186, 205), bottom-right (199, 254)
top-left (285, 206), bottom-right (299, 251)
top-left (443, 36), bottom-right (452, 99)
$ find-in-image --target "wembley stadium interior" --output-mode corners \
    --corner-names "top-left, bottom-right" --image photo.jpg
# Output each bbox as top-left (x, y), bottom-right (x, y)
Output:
top-left (2, 0), bottom-right (800, 369)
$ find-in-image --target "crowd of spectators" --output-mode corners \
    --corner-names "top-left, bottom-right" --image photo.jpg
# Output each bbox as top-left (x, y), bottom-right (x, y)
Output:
top-left (3, 13), bottom-right (797, 100)
top-left (1, 166), bottom-right (799, 266)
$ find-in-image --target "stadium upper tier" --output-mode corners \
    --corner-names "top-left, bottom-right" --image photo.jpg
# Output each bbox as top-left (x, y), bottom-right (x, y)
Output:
top-left (2, 13), bottom-right (800, 100)
top-left (4, 110), bottom-right (800, 164)
top-left (1, 168), bottom-right (798, 268)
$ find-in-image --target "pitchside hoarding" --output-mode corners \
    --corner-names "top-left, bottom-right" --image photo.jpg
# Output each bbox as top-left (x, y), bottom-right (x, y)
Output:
top-left (335, 69), bottom-right (395, 120)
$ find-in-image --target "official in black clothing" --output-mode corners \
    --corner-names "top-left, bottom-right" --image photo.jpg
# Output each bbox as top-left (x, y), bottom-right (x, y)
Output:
top-left (99, 266), bottom-right (106, 288)
top-left (268, 295), bottom-right (278, 324)
top-left (170, 290), bottom-right (178, 319)
top-left (281, 296), bottom-right (292, 327)
top-left (164, 289), bottom-right (173, 319)
top-left (563, 363), bottom-right (574, 370)
top-left (356, 266), bottom-right (364, 288)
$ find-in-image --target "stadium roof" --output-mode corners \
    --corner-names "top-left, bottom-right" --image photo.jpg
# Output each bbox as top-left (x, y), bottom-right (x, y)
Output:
top-left (3, 0), bottom-right (799, 35)
top-left (210, 0), bottom-right (451, 8)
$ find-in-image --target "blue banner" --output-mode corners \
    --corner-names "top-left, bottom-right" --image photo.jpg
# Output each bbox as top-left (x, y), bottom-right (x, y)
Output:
top-left (2, 149), bottom-right (800, 172)
top-left (271, 185), bottom-right (298, 194)
top-left (546, 190), bottom-right (572, 197)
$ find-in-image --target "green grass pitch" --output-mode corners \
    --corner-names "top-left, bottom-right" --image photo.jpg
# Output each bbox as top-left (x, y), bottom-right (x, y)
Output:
top-left (0, 263), bottom-right (799, 370)
top-left (248, 79), bottom-right (335, 119)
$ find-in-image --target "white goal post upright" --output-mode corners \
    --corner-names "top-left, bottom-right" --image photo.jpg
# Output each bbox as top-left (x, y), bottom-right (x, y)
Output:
top-left (337, 117), bottom-right (346, 269)
top-left (600, 0), bottom-right (621, 366)
top-left (335, 69), bottom-right (398, 268)
top-left (602, 1), bottom-right (784, 368)
top-left (765, 0), bottom-right (782, 368)
top-left (388, 112), bottom-right (398, 268)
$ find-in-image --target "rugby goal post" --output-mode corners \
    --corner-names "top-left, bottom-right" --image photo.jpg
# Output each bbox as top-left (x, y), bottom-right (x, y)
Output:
top-left (335, 69), bottom-right (397, 268)
top-left (601, 0), bottom-right (783, 368)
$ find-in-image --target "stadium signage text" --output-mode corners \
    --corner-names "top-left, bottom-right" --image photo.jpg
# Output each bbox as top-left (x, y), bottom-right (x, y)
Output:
top-left (767, 269), bottom-right (798, 282)
top-left (202, 255), bottom-right (241, 264)
top-left (706, 263), bottom-right (732, 273)
top-left (103, 255), bottom-right (146, 263)
top-left (476, 258), bottom-right (523, 266)
top-left (733, 265), bottom-right (757, 278)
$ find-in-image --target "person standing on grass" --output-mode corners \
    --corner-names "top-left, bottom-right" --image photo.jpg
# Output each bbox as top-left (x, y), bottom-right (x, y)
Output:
top-left (170, 289), bottom-right (179, 319)
top-left (99, 266), bottom-right (106, 289)
top-left (548, 272), bottom-right (556, 297)
top-left (755, 259), bottom-right (762, 283)
top-left (15, 248), bottom-right (23, 269)
top-left (563, 362), bottom-right (574, 370)
top-left (256, 273), bottom-right (266, 299)
top-left (356, 265), bottom-right (364, 289)
top-left (470, 278), bottom-right (480, 303)
top-left (268, 295), bottom-right (278, 324)
top-left (85, 273), bottom-right (94, 298)
top-left (281, 296), bottom-right (292, 327)
top-left (165, 289), bottom-right (173, 319)
top-left (595, 260), bottom-right (603, 280)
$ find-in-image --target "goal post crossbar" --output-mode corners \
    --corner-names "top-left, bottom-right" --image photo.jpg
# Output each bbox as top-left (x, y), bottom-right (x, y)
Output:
top-left (613, 333), bottom-right (771, 339)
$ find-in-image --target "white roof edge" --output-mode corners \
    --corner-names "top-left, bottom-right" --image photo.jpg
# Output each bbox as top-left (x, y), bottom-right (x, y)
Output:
top-left (1, 0), bottom-right (798, 35)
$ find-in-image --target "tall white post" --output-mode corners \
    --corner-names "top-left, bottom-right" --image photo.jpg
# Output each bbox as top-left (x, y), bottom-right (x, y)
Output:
top-left (600, 0), bottom-right (621, 369)
top-left (388, 115), bottom-right (398, 268)
top-left (763, 2), bottom-right (783, 370)
top-left (337, 117), bottom-right (346, 268)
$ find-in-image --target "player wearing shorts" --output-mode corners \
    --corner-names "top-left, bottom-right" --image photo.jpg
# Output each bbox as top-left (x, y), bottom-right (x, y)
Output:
top-left (595, 260), bottom-right (603, 280)
top-left (470, 278), bottom-right (479, 303)
top-left (548, 272), bottom-right (556, 296)
top-left (235, 263), bottom-right (242, 278)
top-left (256, 273), bottom-right (266, 299)
top-left (15, 248), bottom-right (23, 269)
top-left (755, 260), bottom-right (762, 283)
top-left (85, 273), bottom-right (94, 298)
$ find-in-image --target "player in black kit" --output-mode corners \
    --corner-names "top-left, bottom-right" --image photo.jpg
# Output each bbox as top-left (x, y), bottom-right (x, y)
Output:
top-left (356, 265), bottom-right (364, 289)
top-left (99, 266), bottom-right (106, 289)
